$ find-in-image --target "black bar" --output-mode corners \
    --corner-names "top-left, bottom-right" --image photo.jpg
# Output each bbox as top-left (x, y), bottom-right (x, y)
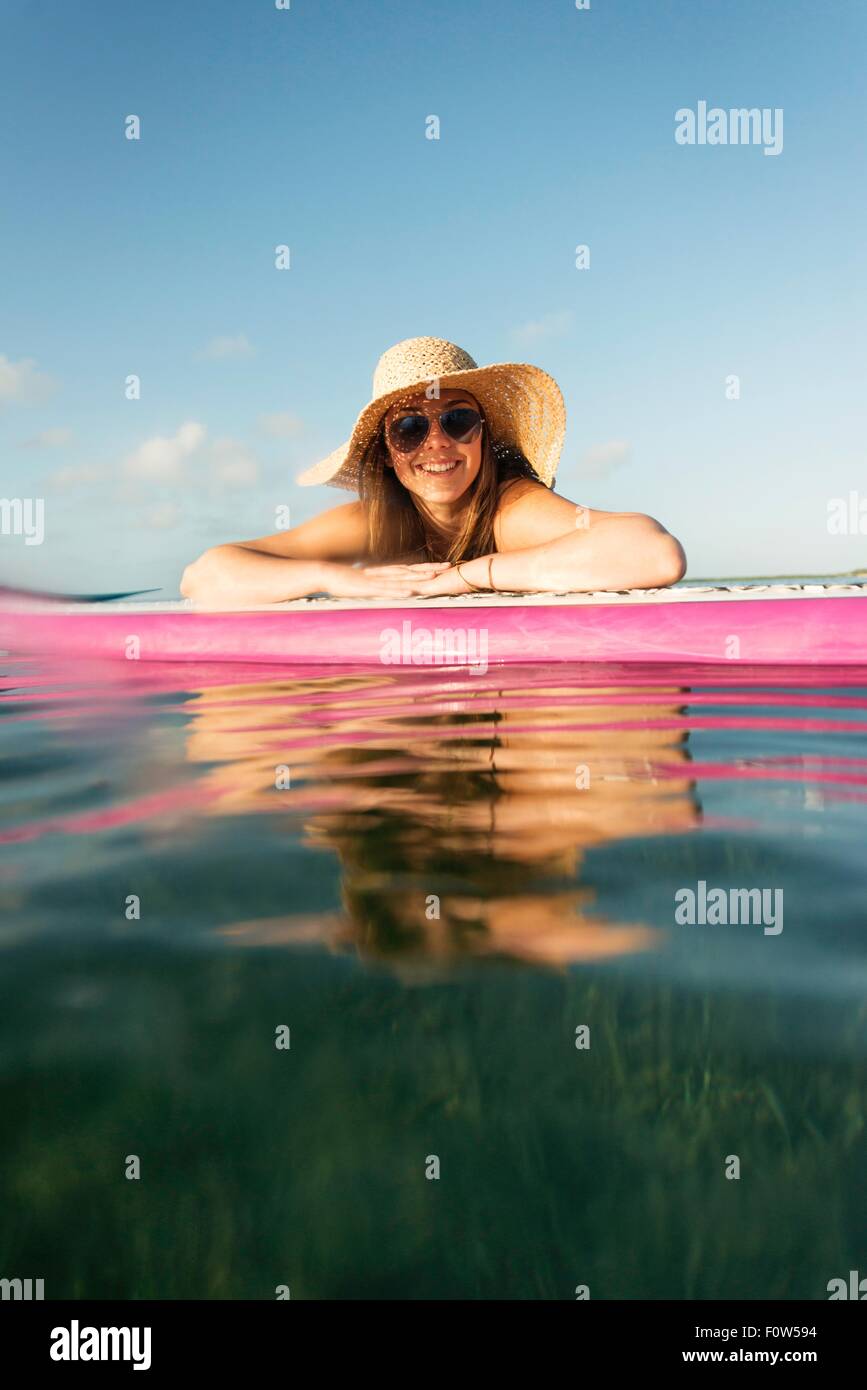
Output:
top-left (2, 1298), bottom-right (863, 1374)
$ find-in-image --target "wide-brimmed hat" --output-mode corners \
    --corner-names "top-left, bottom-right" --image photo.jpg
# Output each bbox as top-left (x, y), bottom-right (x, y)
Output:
top-left (296, 336), bottom-right (566, 491)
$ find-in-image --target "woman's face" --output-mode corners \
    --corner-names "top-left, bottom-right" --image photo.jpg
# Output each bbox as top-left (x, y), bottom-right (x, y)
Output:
top-left (382, 388), bottom-right (484, 508)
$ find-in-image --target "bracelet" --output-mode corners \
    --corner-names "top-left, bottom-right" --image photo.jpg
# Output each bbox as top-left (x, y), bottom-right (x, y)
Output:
top-left (455, 555), bottom-right (498, 593)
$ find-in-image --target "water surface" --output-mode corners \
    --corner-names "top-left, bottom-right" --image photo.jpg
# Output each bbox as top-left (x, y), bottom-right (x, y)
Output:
top-left (1, 654), bottom-right (866, 1298)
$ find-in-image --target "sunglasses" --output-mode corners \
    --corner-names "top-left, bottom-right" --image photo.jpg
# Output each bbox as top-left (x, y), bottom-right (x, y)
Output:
top-left (385, 405), bottom-right (484, 454)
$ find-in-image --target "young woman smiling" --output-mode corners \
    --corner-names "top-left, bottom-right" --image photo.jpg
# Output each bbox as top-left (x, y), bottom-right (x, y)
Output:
top-left (180, 337), bottom-right (686, 605)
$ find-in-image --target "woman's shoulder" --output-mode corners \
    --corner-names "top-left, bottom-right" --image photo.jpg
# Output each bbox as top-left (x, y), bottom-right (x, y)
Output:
top-left (496, 473), bottom-right (547, 504)
top-left (494, 474), bottom-right (558, 520)
top-left (493, 476), bottom-right (588, 550)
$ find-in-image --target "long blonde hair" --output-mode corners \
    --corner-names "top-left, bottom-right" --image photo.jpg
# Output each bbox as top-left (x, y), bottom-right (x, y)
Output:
top-left (359, 416), bottom-right (541, 564)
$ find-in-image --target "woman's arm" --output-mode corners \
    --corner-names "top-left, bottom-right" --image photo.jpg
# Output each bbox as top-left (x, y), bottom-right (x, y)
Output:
top-left (180, 548), bottom-right (327, 606)
top-left (486, 518), bottom-right (684, 591)
top-left (179, 501), bottom-right (363, 604)
top-left (413, 481), bottom-right (686, 595)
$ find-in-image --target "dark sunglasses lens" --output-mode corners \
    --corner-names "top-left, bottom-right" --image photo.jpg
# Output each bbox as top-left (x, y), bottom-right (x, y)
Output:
top-left (441, 407), bottom-right (483, 442)
top-left (389, 414), bottom-right (429, 452)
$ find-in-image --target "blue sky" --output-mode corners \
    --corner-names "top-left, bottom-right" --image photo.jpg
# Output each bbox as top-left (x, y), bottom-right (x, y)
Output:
top-left (1, 0), bottom-right (866, 593)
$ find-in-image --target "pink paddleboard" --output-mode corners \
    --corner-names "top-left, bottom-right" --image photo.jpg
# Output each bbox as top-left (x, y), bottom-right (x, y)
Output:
top-left (1, 584), bottom-right (866, 666)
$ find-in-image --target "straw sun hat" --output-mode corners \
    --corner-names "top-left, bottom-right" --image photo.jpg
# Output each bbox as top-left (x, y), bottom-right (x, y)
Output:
top-left (296, 336), bottom-right (566, 491)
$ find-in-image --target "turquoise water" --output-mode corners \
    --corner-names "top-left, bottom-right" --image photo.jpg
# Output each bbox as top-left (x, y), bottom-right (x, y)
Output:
top-left (1, 653), bottom-right (866, 1299)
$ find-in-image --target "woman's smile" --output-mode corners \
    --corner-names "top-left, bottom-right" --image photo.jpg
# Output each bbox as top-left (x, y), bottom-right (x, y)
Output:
top-left (413, 457), bottom-right (464, 476)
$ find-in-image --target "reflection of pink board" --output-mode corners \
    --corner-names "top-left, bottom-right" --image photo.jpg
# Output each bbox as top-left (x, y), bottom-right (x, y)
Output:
top-left (2, 585), bottom-right (867, 666)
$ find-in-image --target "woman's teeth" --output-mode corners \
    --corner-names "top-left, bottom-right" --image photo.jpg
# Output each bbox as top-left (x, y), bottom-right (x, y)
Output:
top-left (416, 459), bottom-right (461, 474)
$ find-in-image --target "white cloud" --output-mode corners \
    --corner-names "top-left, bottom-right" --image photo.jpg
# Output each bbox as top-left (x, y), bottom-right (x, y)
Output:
top-left (145, 501), bottom-right (182, 529)
top-left (48, 462), bottom-right (107, 490)
top-left (510, 310), bottom-right (573, 346)
top-left (20, 426), bottom-right (74, 449)
top-left (123, 421), bottom-right (206, 481)
top-left (578, 439), bottom-right (632, 478)
top-left (206, 437), bottom-right (260, 487)
top-left (197, 333), bottom-right (255, 360)
top-left (257, 411), bottom-right (303, 438)
top-left (0, 354), bottom-right (57, 407)
top-left (42, 421), bottom-right (260, 501)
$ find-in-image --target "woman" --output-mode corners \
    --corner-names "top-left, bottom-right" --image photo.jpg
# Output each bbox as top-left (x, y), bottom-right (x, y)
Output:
top-left (181, 336), bottom-right (685, 604)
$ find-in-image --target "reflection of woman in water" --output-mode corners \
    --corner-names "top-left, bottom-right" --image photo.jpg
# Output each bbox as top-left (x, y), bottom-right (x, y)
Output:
top-left (182, 669), bottom-right (701, 972)
top-left (181, 337), bottom-right (685, 605)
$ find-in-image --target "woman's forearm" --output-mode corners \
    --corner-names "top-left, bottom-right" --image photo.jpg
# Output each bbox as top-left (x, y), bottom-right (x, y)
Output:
top-left (463, 515), bottom-right (686, 593)
top-left (180, 544), bottom-right (336, 605)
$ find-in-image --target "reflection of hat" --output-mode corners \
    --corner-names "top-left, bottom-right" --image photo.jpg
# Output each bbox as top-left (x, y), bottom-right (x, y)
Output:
top-left (296, 336), bottom-right (566, 491)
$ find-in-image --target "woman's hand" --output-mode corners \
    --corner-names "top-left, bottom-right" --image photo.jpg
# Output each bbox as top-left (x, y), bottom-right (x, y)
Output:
top-left (359, 562), bottom-right (481, 598)
top-left (321, 561), bottom-right (453, 599)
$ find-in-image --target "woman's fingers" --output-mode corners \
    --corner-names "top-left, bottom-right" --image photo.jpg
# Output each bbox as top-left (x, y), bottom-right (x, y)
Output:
top-left (362, 562), bottom-right (453, 576)
top-left (361, 571), bottom-right (439, 581)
